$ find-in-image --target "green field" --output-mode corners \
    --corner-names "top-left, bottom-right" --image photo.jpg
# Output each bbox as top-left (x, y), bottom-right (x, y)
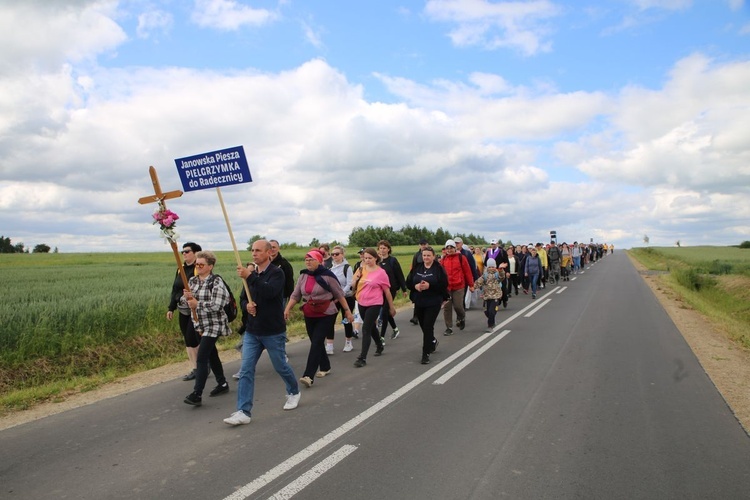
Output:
top-left (0, 246), bottom-right (416, 412)
top-left (628, 246), bottom-right (750, 350)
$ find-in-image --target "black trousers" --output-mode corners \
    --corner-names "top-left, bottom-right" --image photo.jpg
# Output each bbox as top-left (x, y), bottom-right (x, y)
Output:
top-left (415, 304), bottom-right (441, 355)
top-left (193, 335), bottom-right (226, 396)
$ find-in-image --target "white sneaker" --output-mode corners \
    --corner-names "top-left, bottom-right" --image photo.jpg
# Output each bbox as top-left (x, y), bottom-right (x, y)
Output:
top-left (224, 411), bottom-right (251, 426)
top-left (232, 371), bottom-right (241, 379)
top-left (284, 392), bottom-right (300, 410)
top-left (343, 341), bottom-right (353, 352)
top-left (315, 369), bottom-right (331, 378)
top-left (325, 343), bottom-right (334, 355)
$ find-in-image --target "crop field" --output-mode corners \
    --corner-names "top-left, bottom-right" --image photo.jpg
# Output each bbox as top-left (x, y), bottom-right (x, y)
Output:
top-left (0, 246), bottom-right (416, 409)
top-left (628, 246), bottom-right (750, 350)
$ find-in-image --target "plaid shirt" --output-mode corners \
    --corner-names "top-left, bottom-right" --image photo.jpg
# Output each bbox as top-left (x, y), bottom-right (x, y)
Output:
top-left (189, 273), bottom-right (231, 338)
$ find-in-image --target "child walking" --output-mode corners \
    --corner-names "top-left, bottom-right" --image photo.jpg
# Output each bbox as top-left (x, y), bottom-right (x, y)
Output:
top-left (473, 258), bottom-right (504, 332)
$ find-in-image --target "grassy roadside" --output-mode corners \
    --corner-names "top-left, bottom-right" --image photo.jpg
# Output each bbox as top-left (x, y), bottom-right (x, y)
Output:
top-left (0, 248), bottom-right (416, 415)
top-left (627, 247), bottom-right (750, 350)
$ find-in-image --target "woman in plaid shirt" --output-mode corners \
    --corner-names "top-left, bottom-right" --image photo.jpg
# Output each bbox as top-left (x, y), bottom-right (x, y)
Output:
top-left (183, 251), bottom-right (231, 407)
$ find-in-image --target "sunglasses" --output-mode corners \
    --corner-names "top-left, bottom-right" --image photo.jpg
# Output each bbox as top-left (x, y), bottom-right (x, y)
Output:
top-left (182, 249), bottom-right (192, 254)
top-left (331, 252), bottom-right (342, 256)
top-left (195, 263), bottom-right (209, 268)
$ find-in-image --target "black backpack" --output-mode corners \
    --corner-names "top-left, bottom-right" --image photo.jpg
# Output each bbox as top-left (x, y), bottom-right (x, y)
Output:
top-left (211, 274), bottom-right (238, 323)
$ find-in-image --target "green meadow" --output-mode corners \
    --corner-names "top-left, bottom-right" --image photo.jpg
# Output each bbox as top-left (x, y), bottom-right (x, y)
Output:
top-left (628, 246), bottom-right (750, 350)
top-left (0, 247), bottom-right (416, 412)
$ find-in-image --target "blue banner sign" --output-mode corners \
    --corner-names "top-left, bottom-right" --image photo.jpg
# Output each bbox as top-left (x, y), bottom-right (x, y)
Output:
top-left (175, 145), bottom-right (252, 192)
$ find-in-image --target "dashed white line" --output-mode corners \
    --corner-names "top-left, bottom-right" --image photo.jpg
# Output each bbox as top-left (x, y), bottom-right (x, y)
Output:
top-left (267, 445), bottom-right (357, 499)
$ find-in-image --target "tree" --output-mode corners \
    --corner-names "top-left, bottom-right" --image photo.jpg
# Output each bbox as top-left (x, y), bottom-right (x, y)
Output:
top-left (33, 243), bottom-right (51, 253)
top-left (308, 237), bottom-right (320, 248)
top-left (245, 234), bottom-right (266, 250)
top-left (643, 235), bottom-right (650, 245)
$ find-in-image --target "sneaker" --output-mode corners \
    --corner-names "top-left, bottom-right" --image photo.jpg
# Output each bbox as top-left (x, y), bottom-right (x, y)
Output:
top-left (283, 393), bottom-right (301, 410)
top-left (354, 358), bottom-right (366, 368)
top-left (380, 336), bottom-right (386, 347)
top-left (353, 329), bottom-right (360, 339)
top-left (184, 392), bottom-right (202, 406)
top-left (223, 410), bottom-right (251, 425)
top-left (232, 371), bottom-right (241, 380)
top-left (182, 370), bottom-right (196, 381)
top-left (343, 341), bottom-right (353, 352)
top-left (409, 317), bottom-right (419, 325)
top-left (391, 327), bottom-right (400, 340)
top-left (315, 369), bottom-right (331, 378)
top-left (431, 339), bottom-right (439, 353)
top-left (421, 354), bottom-right (430, 365)
top-left (209, 382), bottom-right (229, 397)
top-left (444, 328), bottom-right (453, 336)
top-left (457, 318), bottom-right (465, 330)
top-left (325, 343), bottom-right (334, 355)
top-left (532, 293), bottom-right (537, 299)
top-left (374, 345), bottom-right (384, 356)
top-left (523, 289), bottom-right (528, 294)
top-left (503, 301), bottom-right (508, 308)
top-left (299, 376), bottom-right (313, 388)
top-left (485, 327), bottom-right (493, 333)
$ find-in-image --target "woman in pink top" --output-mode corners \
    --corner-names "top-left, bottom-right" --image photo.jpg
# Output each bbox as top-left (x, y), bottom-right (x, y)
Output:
top-left (351, 248), bottom-right (396, 368)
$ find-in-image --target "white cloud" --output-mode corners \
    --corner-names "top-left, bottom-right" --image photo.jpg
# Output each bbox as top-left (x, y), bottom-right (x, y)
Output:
top-left (570, 54), bottom-right (750, 192)
top-left (190, 0), bottom-right (277, 31)
top-left (0, 0), bottom-right (126, 72)
top-left (423, 0), bottom-right (560, 55)
top-left (136, 8), bottom-right (173, 39)
top-left (631, 0), bottom-right (692, 11)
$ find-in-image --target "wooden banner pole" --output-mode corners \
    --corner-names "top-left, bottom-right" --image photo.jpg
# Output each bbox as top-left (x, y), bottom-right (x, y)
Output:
top-left (215, 187), bottom-right (252, 303)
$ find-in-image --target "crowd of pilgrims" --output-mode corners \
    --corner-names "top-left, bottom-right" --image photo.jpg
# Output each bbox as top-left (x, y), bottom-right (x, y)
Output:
top-left (168, 237), bottom-right (613, 424)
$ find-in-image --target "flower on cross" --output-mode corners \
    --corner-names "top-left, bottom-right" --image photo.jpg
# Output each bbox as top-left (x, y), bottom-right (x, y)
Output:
top-left (152, 201), bottom-right (180, 243)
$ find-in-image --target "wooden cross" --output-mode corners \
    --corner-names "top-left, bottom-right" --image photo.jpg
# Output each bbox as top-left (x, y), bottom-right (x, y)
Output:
top-left (137, 166), bottom-right (195, 320)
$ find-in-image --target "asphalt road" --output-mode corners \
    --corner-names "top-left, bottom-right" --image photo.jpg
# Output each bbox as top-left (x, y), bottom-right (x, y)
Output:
top-left (2, 252), bottom-right (749, 499)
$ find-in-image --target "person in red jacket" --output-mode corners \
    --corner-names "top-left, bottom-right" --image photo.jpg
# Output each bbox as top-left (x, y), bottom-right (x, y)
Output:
top-left (440, 239), bottom-right (475, 335)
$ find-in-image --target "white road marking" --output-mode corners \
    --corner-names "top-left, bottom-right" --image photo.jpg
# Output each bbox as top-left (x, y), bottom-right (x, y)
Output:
top-left (433, 330), bottom-right (511, 385)
top-left (524, 299), bottom-right (552, 317)
top-left (556, 286), bottom-right (567, 294)
top-left (267, 445), bottom-right (358, 499)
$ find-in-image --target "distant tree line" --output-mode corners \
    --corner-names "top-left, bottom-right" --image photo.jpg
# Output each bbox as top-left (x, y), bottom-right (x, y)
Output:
top-left (245, 226), bottom-right (488, 251)
top-left (0, 236), bottom-right (54, 254)
top-left (347, 225), bottom-right (487, 248)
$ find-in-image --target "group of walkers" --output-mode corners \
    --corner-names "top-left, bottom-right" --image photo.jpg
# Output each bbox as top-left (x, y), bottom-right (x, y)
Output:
top-left (165, 237), bottom-right (611, 426)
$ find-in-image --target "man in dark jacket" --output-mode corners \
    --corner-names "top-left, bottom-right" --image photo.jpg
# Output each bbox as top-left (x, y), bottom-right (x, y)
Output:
top-left (223, 239), bottom-right (300, 426)
top-left (269, 239), bottom-right (294, 308)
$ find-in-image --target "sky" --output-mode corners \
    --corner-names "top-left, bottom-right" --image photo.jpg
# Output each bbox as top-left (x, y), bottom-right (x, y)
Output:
top-left (1, 0), bottom-right (749, 253)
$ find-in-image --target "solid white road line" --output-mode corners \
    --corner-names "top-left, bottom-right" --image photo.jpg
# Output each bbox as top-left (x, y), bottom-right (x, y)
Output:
top-left (267, 445), bottom-right (358, 500)
top-left (433, 330), bottom-right (511, 385)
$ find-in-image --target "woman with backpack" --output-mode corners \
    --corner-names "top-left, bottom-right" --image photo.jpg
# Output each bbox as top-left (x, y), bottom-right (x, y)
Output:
top-left (284, 250), bottom-right (353, 388)
top-left (182, 250), bottom-right (232, 407)
top-left (329, 245), bottom-right (356, 354)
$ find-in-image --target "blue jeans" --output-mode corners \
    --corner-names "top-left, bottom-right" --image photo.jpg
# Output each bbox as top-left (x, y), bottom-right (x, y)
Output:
top-left (529, 273), bottom-right (540, 295)
top-left (236, 332), bottom-right (298, 417)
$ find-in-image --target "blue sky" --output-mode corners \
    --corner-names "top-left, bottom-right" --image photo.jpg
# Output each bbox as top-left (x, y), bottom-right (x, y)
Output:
top-left (1, 0), bottom-right (749, 252)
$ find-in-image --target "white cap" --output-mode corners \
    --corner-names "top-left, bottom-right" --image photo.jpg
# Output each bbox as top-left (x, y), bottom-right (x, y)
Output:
top-left (445, 239), bottom-right (456, 248)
